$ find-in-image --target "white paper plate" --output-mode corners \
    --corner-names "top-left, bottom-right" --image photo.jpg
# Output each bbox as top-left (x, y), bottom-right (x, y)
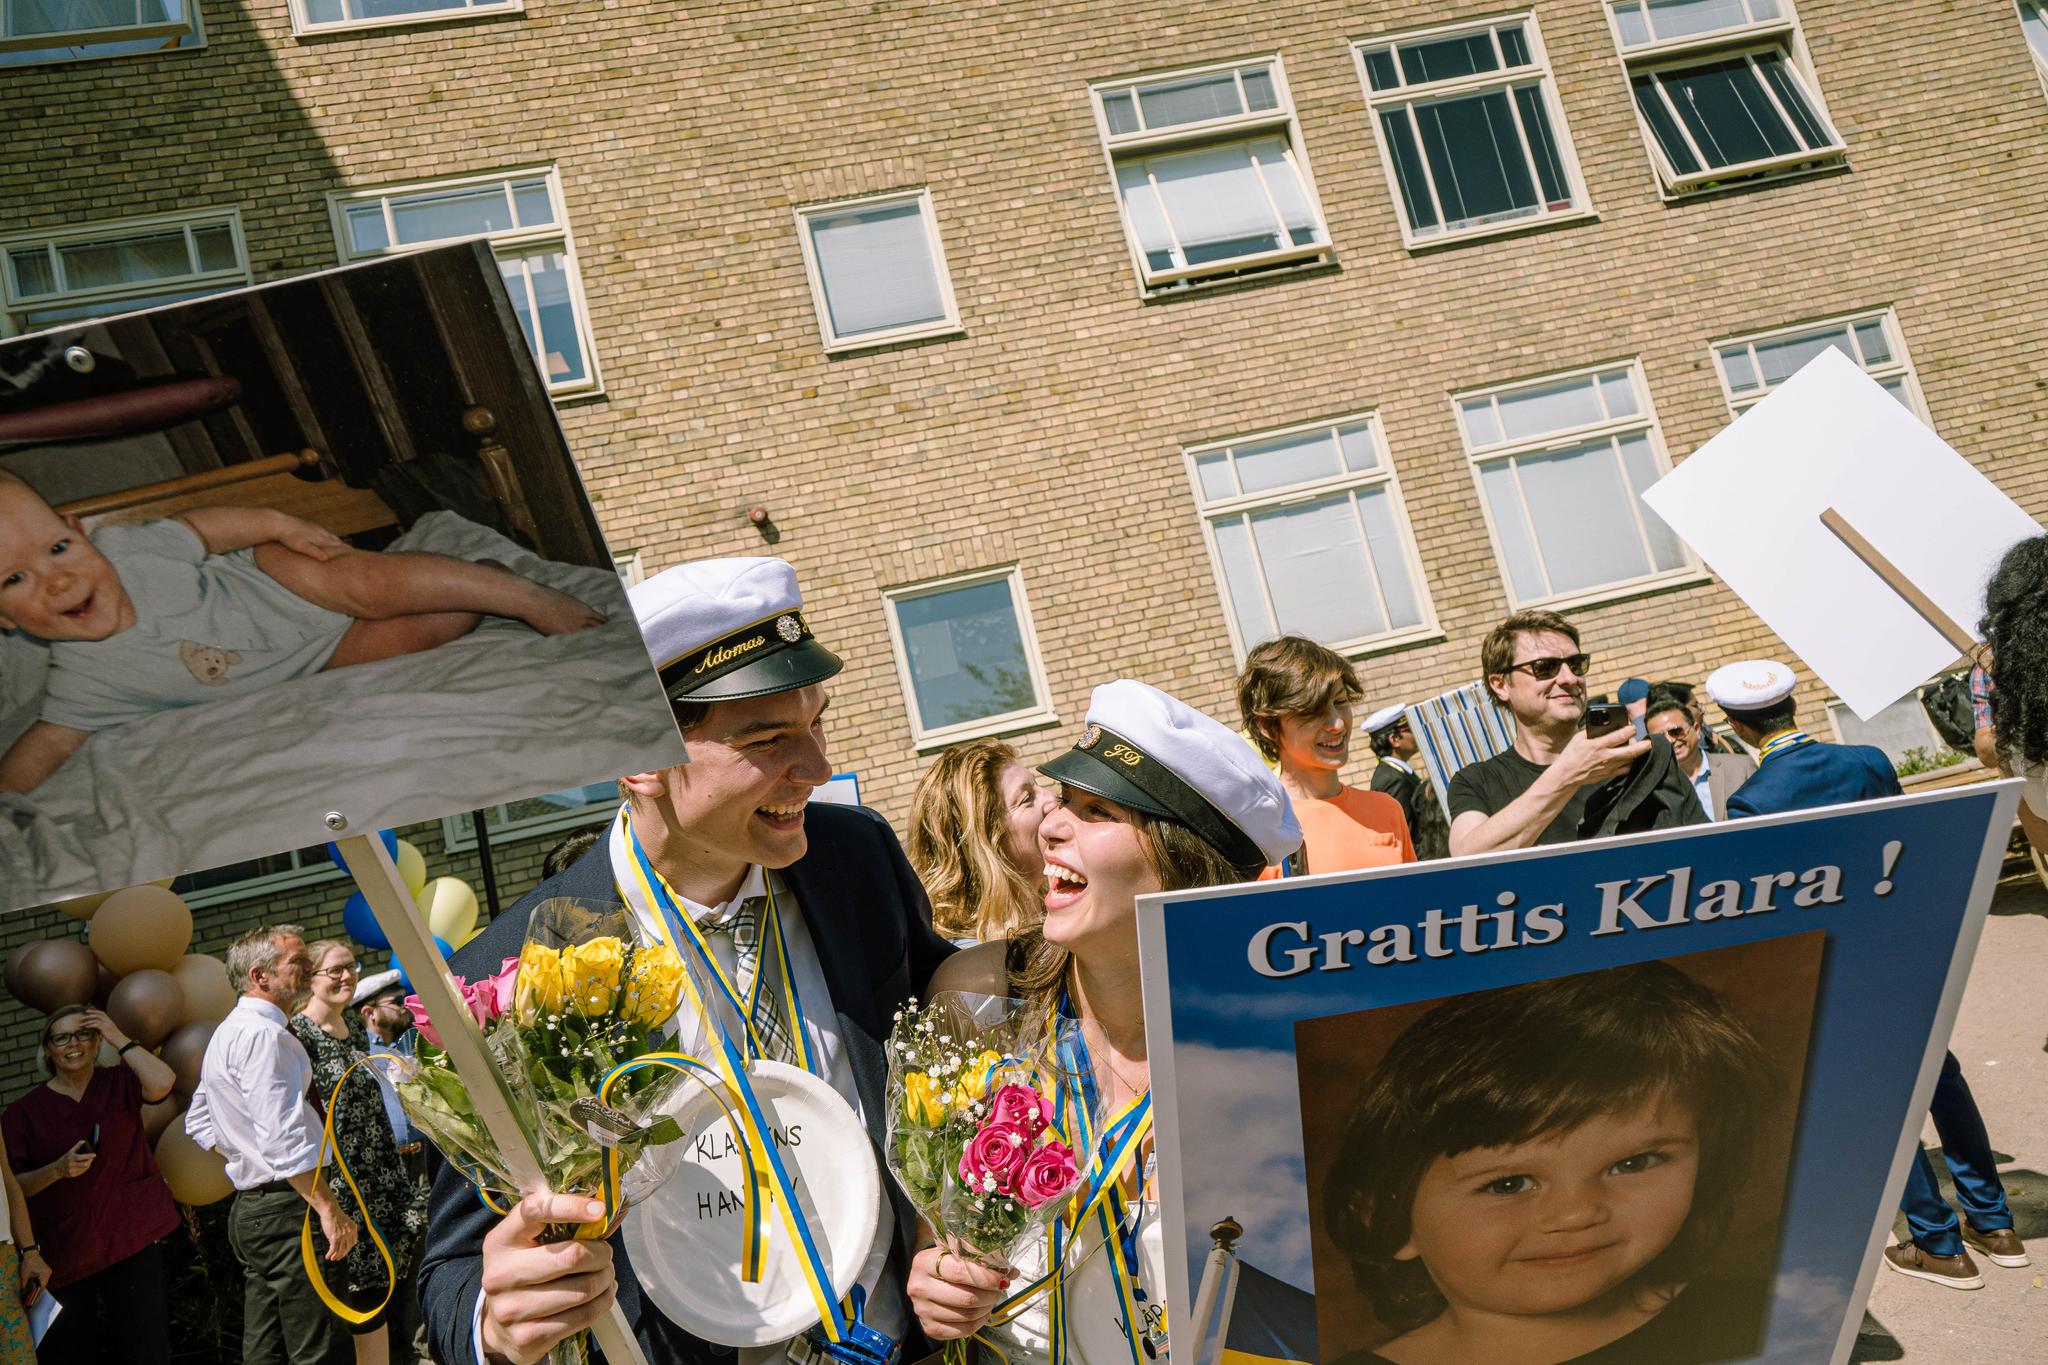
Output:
top-left (623, 1060), bottom-right (884, 1347)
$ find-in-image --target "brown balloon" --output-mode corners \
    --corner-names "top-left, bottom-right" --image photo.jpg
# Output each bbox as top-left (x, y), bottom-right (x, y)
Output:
top-left (107, 969), bottom-right (186, 1050)
top-left (141, 1094), bottom-right (185, 1145)
top-left (168, 954), bottom-right (236, 1027)
top-left (92, 964), bottom-right (119, 1011)
top-left (158, 1020), bottom-right (215, 1098)
top-left (15, 940), bottom-right (101, 1015)
top-left (154, 1121), bottom-right (231, 1206)
top-left (3, 940), bottom-right (47, 1001)
top-left (89, 885), bottom-right (193, 976)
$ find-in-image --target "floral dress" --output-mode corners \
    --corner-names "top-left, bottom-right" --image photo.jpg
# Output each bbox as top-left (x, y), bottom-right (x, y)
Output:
top-left (290, 1013), bottom-right (428, 1303)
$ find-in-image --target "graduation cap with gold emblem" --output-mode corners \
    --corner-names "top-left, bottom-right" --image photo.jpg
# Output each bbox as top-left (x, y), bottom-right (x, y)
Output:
top-left (629, 556), bottom-right (843, 702)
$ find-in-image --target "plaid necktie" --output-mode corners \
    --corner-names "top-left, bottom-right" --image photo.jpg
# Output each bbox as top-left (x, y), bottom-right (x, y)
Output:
top-left (714, 893), bottom-right (797, 1065)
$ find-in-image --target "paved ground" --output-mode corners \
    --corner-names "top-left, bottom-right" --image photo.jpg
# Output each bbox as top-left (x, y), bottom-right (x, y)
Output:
top-left (1852, 869), bottom-right (2048, 1363)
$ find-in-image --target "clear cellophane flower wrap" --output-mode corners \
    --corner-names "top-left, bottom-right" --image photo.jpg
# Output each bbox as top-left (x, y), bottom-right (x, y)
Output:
top-left (885, 992), bottom-right (1095, 1361)
top-left (384, 897), bottom-right (693, 1365)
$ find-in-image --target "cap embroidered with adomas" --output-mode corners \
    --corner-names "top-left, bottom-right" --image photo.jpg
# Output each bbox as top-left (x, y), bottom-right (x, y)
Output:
top-left (628, 557), bottom-right (844, 702)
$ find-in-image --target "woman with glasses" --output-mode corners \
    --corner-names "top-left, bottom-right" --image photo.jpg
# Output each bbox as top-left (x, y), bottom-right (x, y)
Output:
top-left (291, 942), bottom-right (428, 1365)
top-left (0, 1003), bottom-right (179, 1365)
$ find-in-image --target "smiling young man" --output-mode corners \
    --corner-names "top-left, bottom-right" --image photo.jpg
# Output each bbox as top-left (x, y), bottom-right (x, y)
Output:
top-left (418, 557), bottom-right (952, 1365)
top-left (1447, 611), bottom-right (1704, 857)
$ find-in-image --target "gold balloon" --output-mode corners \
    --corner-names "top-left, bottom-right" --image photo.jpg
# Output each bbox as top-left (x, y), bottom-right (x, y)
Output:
top-left (169, 954), bottom-right (236, 1026)
top-left (142, 1094), bottom-right (185, 1145)
top-left (416, 877), bottom-right (479, 945)
top-left (155, 1121), bottom-right (232, 1206)
top-left (394, 839), bottom-right (428, 896)
top-left (89, 885), bottom-right (193, 976)
top-left (55, 890), bottom-right (113, 922)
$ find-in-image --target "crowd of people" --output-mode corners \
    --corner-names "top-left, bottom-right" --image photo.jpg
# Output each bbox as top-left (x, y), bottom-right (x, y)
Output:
top-left (2, 535), bottom-right (2043, 1365)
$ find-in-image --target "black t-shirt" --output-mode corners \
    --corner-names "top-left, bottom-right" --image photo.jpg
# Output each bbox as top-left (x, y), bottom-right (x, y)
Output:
top-left (1445, 748), bottom-right (1589, 847)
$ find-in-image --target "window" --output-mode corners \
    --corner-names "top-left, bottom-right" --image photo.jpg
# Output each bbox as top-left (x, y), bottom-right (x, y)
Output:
top-left (1455, 363), bottom-right (1693, 608)
top-left (793, 189), bottom-right (961, 352)
top-left (0, 0), bottom-right (201, 70)
top-left (173, 844), bottom-right (344, 909)
top-left (1, 209), bottom-right (249, 335)
top-left (2020, 1), bottom-right (2048, 90)
top-left (442, 782), bottom-right (619, 851)
top-left (1712, 310), bottom-right (1927, 419)
top-left (883, 568), bottom-right (1056, 747)
top-left (331, 169), bottom-right (599, 396)
top-left (289, 0), bottom-right (519, 36)
top-left (1187, 413), bottom-right (1436, 657)
top-left (1608, 0), bottom-right (1843, 195)
top-left (1091, 58), bottom-right (1333, 289)
top-left (1355, 16), bottom-right (1589, 247)
top-left (1827, 697), bottom-right (1948, 771)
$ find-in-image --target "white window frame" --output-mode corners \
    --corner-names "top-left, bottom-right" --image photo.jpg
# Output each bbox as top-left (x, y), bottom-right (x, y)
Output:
top-left (0, 208), bottom-right (251, 337)
top-left (327, 167), bottom-right (601, 398)
top-left (1605, 0), bottom-right (1844, 197)
top-left (2019, 0), bottom-right (2048, 98)
top-left (792, 188), bottom-right (963, 353)
top-left (287, 0), bottom-right (521, 38)
top-left (1453, 359), bottom-right (1701, 611)
top-left (1353, 14), bottom-right (1593, 250)
top-left (0, 0), bottom-right (203, 68)
top-left (441, 783), bottom-right (619, 853)
top-left (1710, 308), bottom-right (1929, 420)
top-left (1089, 55), bottom-right (1334, 291)
top-left (1185, 411), bottom-right (1440, 662)
top-left (176, 849), bottom-right (347, 910)
top-left (882, 565), bottom-right (1058, 750)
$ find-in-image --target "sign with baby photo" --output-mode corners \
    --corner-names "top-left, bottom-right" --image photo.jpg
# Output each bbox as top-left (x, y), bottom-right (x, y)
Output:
top-left (0, 243), bottom-right (686, 910)
top-left (1138, 783), bottom-right (2019, 1365)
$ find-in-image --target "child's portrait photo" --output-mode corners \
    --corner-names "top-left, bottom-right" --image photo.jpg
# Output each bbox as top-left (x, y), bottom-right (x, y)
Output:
top-left (1296, 932), bottom-right (1823, 1365)
top-left (0, 243), bottom-right (685, 908)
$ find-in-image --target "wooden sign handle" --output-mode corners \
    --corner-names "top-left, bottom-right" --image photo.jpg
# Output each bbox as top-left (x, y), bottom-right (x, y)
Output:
top-left (342, 836), bottom-right (651, 1365)
top-left (1820, 507), bottom-right (1978, 655)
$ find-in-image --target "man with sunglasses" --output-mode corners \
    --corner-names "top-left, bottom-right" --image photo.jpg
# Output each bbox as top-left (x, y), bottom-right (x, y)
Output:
top-left (1448, 610), bottom-right (1705, 855)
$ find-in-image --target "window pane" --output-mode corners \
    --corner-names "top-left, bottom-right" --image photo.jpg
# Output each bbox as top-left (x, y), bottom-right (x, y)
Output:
top-left (1496, 376), bottom-right (1603, 442)
top-left (1643, 0), bottom-right (1757, 44)
top-left (2025, 1), bottom-right (2048, 62)
top-left (1632, 76), bottom-right (1704, 176)
top-left (21, 285), bottom-right (217, 328)
top-left (1756, 52), bottom-right (1832, 149)
top-left (1363, 48), bottom-right (1399, 91)
top-left (1415, 89), bottom-right (1541, 229)
top-left (8, 0), bottom-right (170, 33)
top-left (58, 229), bottom-right (190, 290)
top-left (1338, 424), bottom-right (1381, 473)
top-left (1718, 346), bottom-right (1759, 392)
top-left (1829, 696), bottom-right (1937, 767)
top-left (496, 255), bottom-right (540, 363)
top-left (345, 202), bottom-right (391, 253)
top-left (511, 177), bottom-right (555, 227)
top-left (1517, 442), bottom-right (1654, 593)
top-left (1753, 325), bottom-right (1851, 385)
top-left (1597, 371), bottom-right (1640, 418)
top-left (352, 0), bottom-right (481, 18)
top-left (1513, 85), bottom-right (1569, 206)
top-left (1480, 461), bottom-right (1547, 600)
top-left (192, 223), bottom-right (237, 272)
top-left (525, 249), bottom-right (586, 385)
top-left (1143, 139), bottom-right (1289, 266)
top-left (304, 0), bottom-right (346, 20)
top-left (1355, 487), bottom-right (1424, 629)
top-left (7, 247), bottom-right (55, 297)
top-left (1380, 111), bottom-right (1439, 233)
top-left (1113, 161), bottom-right (1178, 270)
top-left (1195, 453), bottom-right (1236, 501)
top-left (1214, 517), bottom-right (1275, 648)
top-left (1617, 433), bottom-right (1686, 571)
top-left (1498, 24), bottom-right (1530, 67)
top-left (1248, 497), bottom-right (1387, 642)
top-left (1101, 91), bottom-right (1139, 136)
top-left (390, 183), bottom-right (517, 243)
top-left (1852, 319), bottom-right (1892, 365)
top-left (1880, 377), bottom-right (1914, 410)
top-left (1612, 2), bottom-right (1651, 48)
top-left (808, 200), bottom-right (947, 339)
top-left (1232, 427), bottom-right (1342, 495)
top-left (1137, 71), bottom-right (1243, 129)
top-left (1240, 66), bottom-right (1277, 110)
top-left (1459, 397), bottom-right (1503, 447)
top-left (896, 579), bottom-right (1040, 731)
top-left (1398, 31), bottom-right (1499, 86)
top-left (1660, 58), bottom-right (1800, 168)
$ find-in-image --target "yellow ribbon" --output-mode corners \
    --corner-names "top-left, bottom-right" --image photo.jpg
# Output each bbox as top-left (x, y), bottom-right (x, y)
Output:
top-left (301, 1055), bottom-right (400, 1326)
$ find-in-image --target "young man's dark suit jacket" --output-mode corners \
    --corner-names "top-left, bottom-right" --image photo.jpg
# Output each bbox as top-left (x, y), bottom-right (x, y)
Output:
top-left (1723, 740), bottom-right (1900, 818)
top-left (418, 802), bottom-right (953, 1365)
top-left (1368, 759), bottom-right (1425, 837)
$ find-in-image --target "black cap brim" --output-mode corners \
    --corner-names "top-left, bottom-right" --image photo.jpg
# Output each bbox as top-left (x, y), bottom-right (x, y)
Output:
top-left (1039, 748), bottom-right (1177, 820)
top-left (678, 638), bottom-right (844, 702)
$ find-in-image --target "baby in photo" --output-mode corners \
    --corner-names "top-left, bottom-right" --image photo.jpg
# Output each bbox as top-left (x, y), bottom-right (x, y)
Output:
top-left (0, 471), bottom-right (604, 793)
top-left (1323, 961), bottom-right (1779, 1365)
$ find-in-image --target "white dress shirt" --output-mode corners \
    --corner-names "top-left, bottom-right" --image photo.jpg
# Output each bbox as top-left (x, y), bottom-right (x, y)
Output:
top-left (1689, 754), bottom-right (1719, 821)
top-left (184, 996), bottom-right (326, 1188)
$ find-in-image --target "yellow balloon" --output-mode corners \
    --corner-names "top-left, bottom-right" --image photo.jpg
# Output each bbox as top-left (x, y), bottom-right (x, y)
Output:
top-left (148, 878), bottom-right (175, 889)
top-left (155, 1121), bottom-right (232, 1206)
top-left (458, 924), bottom-right (485, 948)
top-left (89, 885), bottom-right (194, 976)
top-left (169, 953), bottom-right (236, 1026)
top-left (394, 840), bottom-right (428, 896)
top-left (54, 890), bottom-right (113, 922)
top-left (416, 877), bottom-right (479, 945)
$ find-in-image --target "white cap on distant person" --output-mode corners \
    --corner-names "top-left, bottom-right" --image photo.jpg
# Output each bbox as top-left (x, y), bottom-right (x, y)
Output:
top-left (1040, 679), bottom-right (1302, 875)
top-left (628, 557), bottom-right (843, 703)
top-left (1705, 659), bottom-right (1797, 713)
top-left (350, 968), bottom-right (405, 1007)
top-left (1362, 704), bottom-right (1408, 735)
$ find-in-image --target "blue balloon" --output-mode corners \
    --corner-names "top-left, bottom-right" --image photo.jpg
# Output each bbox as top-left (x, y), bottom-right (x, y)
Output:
top-left (325, 830), bottom-right (400, 877)
top-left (389, 937), bottom-right (454, 994)
top-left (342, 890), bottom-right (389, 950)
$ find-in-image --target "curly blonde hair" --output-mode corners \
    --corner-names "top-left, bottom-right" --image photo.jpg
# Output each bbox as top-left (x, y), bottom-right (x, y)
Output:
top-left (907, 739), bottom-right (1044, 943)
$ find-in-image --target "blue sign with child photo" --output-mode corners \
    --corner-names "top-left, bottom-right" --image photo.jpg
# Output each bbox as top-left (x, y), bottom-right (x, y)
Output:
top-left (1138, 783), bottom-right (2018, 1365)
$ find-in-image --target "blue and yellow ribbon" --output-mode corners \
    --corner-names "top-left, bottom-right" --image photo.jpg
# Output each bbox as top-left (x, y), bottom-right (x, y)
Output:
top-left (303, 1055), bottom-right (400, 1326)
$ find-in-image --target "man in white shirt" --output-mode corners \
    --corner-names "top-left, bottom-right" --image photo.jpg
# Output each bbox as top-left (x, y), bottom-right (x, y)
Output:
top-left (185, 924), bottom-right (360, 1365)
top-left (1642, 684), bottom-right (1754, 821)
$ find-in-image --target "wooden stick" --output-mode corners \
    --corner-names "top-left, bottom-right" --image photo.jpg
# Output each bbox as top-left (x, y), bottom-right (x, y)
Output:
top-left (1820, 507), bottom-right (1978, 654)
top-left (343, 836), bottom-right (651, 1365)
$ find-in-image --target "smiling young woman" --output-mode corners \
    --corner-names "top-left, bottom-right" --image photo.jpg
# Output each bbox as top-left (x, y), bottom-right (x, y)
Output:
top-left (905, 679), bottom-right (1301, 1362)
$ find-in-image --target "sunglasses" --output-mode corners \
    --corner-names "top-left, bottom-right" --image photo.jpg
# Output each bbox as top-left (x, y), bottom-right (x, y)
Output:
top-left (1503, 653), bottom-right (1591, 681)
top-left (47, 1029), bottom-right (98, 1048)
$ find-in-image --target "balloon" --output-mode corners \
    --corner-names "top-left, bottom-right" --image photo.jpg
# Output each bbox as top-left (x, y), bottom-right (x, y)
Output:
top-left (55, 890), bottom-right (113, 922)
top-left (155, 1122), bottom-right (231, 1205)
top-left (394, 839), bottom-right (427, 896)
top-left (458, 924), bottom-right (484, 948)
top-left (92, 964), bottom-right (118, 1011)
top-left (416, 877), bottom-right (479, 946)
top-left (4, 940), bottom-right (46, 1000)
top-left (141, 1094), bottom-right (184, 1145)
top-left (169, 954), bottom-right (235, 1026)
top-left (107, 969), bottom-right (185, 1049)
top-left (342, 891), bottom-right (389, 951)
top-left (14, 940), bottom-right (99, 1014)
top-left (325, 830), bottom-right (399, 877)
top-left (159, 1020), bottom-right (216, 1098)
top-left (390, 938), bottom-right (453, 993)
top-left (89, 885), bottom-right (193, 976)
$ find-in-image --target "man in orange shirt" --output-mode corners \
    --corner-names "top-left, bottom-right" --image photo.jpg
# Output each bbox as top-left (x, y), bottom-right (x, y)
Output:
top-left (1237, 636), bottom-right (1416, 877)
